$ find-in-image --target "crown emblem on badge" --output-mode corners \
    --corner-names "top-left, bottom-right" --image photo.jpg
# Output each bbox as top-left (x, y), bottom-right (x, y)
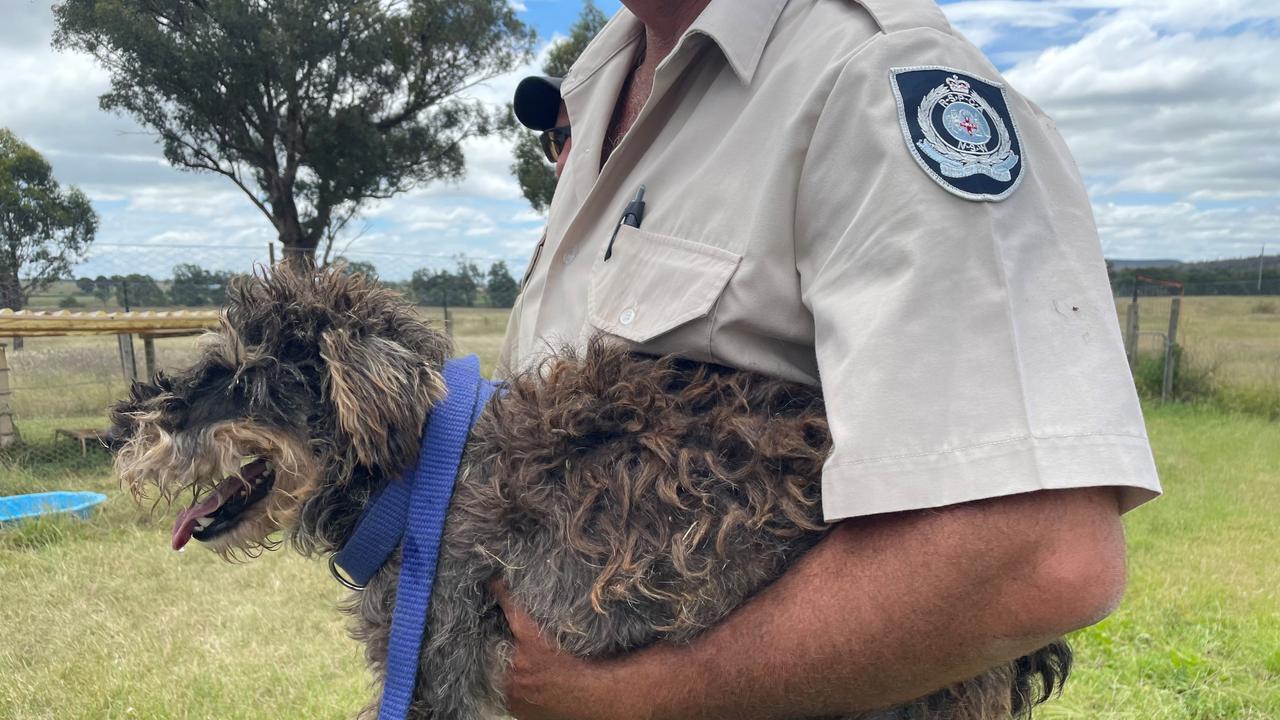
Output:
top-left (945, 75), bottom-right (971, 94)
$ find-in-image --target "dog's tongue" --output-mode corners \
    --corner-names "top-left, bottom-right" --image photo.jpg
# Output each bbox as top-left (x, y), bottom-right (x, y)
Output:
top-left (171, 477), bottom-right (240, 551)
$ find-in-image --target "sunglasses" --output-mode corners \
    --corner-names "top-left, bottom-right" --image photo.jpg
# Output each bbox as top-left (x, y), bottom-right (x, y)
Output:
top-left (538, 125), bottom-right (571, 164)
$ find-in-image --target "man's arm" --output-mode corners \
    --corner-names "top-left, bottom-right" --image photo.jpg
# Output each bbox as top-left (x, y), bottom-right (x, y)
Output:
top-left (497, 486), bottom-right (1126, 720)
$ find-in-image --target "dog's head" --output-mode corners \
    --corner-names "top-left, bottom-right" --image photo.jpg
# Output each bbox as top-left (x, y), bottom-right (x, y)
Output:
top-left (109, 268), bottom-right (451, 557)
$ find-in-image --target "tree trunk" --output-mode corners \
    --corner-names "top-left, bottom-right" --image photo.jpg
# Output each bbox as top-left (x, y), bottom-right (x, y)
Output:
top-left (274, 199), bottom-right (317, 273)
top-left (0, 272), bottom-right (22, 311)
top-left (0, 273), bottom-right (24, 351)
top-left (280, 242), bottom-right (317, 272)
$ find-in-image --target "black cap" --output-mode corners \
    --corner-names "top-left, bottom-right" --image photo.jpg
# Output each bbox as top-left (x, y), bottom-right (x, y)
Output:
top-left (513, 75), bottom-right (564, 131)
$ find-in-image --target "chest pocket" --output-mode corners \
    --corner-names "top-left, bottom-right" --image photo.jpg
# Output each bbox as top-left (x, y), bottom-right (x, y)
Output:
top-left (587, 226), bottom-right (741, 344)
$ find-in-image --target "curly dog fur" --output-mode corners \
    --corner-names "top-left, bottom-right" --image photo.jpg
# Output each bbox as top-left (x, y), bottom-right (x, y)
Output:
top-left (110, 269), bottom-right (1070, 719)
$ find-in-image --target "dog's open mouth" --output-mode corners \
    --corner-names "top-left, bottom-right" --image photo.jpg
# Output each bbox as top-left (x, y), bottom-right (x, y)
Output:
top-left (171, 458), bottom-right (275, 550)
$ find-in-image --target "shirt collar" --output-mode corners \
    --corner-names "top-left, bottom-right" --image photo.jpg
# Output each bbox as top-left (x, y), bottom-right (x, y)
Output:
top-left (686, 0), bottom-right (791, 84)
top-left (563, 0), bottom-right (790, 91)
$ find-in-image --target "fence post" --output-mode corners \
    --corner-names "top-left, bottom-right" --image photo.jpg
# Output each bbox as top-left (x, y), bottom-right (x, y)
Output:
top-left (118, 333), bottom-right (138, 383)
top-left (1124, 300), bottom-right (1140, 370)
top-left (442, 287), bottom-right (453, 339)
top-left (143, 336), bottom-right (157, 381)
top-left (1161, 297), bottom-right (1182, 402)
top-left (0, 342), bottom-right (19, 448)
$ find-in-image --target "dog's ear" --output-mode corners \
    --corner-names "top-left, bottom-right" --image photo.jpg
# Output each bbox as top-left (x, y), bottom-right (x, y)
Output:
top-left (320, 328), bottom-right (445, 471)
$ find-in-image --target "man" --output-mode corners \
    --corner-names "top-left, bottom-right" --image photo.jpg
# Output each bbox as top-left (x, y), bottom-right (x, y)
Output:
top-left (500, 1), bottom-right (1162, 718)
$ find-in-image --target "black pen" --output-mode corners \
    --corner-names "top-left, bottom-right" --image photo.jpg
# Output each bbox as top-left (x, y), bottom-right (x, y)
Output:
top-left (604, 185), bottom-right (646, 261)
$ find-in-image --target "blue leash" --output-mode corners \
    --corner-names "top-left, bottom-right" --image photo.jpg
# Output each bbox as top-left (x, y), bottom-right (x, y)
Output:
top-left (330, 355), bottom-right (498, 720)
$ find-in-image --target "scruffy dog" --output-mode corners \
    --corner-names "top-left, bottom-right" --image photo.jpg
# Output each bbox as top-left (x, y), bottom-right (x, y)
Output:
top-left (109, 270), bottom-right (1069, 720)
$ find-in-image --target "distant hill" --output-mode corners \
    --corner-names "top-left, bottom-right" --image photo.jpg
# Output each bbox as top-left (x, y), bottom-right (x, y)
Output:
top-left (1178, 255), bottom-right (1278, 274)
top-left (1108, 258), bottom-right (1184, 269)
top-left (1108, 253), bottom-right (1279, 296)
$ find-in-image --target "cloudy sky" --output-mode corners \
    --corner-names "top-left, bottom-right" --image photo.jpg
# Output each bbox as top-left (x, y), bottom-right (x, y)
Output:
top-left (2, 0), bottom-right (1277, 281)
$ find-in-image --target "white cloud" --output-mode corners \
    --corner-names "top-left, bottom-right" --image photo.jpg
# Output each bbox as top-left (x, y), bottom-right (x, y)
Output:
top-left (945, 0), bottom-right (1280, 40)
top-left (940, 0), bottom-right (1280, 259)
top-left (0, 1), bottom-right (553, 280)
top-left (6, 0), bottom-right (1274, 270)
top-left (510, 208), bottom-right (545, 223)
top-left (1006, 21), bottom-right (1280, 200)
top-left (1094, 201), bottom-right (1280, 259)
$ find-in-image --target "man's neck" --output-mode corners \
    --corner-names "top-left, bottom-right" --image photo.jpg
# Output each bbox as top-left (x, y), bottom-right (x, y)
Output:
top-left (621, 0), bottom-right (713, 63)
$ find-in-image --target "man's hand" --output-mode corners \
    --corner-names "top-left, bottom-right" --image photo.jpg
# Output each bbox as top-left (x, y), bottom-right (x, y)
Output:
top-left (494, 487), bottom-right (1126, 720)
top-left (491, 582), bottom-right (663, 720)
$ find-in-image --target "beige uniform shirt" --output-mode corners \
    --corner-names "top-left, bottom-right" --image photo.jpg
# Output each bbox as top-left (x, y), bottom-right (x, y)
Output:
top-left (500, 0), bottom-right (1162, 521)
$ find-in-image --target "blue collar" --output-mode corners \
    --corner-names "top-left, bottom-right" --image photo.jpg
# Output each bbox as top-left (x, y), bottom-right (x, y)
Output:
top-left (329, 354), bottom-right (498, 720)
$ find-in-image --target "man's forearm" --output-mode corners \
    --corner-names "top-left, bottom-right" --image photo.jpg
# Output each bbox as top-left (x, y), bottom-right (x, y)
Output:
top-left (601, 487), bottom-right (1126, 720)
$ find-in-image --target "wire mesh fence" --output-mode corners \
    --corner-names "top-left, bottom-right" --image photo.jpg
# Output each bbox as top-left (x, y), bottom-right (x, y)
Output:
top-left (1112, 277), bottom-right (1280, 297)
top-left (0, 303), bottom-right (512, 473)
top-left (1, 235), bottom-right (525, 473)
top-left (0, 334), bottom-right (205, 468)
top-left (5, 240), bottom-right (1277, 472)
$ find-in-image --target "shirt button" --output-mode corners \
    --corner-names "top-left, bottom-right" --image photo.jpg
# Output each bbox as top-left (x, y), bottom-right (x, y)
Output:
top-left (619, 307), bottom-right (637, 326)
top-left (563, 248), bottom-right (577, 265)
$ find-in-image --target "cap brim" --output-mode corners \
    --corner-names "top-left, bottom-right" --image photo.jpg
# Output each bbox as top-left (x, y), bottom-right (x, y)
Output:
top-left (514, 75), bottom-right (564, 131)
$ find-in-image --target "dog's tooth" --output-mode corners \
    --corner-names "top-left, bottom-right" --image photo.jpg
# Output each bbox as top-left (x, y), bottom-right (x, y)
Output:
top-left (196, 517), bottom-right (214, 529)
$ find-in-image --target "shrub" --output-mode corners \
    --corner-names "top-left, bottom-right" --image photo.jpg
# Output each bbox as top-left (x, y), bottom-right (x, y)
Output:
top-left (1214, 366), bottom-right (1280, 421)
top-left (58, 294), bottom-right (81, 309)
top-left (1133, 343), bottom-right (1217, 403)
top-left (1249, 301), bottom-right (1278, 315)
top-left (1132, 343), bottom-right (1280, 420)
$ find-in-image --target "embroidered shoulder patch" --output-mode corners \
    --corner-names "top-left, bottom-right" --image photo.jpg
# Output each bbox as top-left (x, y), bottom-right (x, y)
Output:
top-left (890, 67), bottom-right (1025, 202)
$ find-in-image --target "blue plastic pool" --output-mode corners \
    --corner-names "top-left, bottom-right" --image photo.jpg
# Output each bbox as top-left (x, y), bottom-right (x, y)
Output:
top-left (0, 491), bottom-right (108, 524)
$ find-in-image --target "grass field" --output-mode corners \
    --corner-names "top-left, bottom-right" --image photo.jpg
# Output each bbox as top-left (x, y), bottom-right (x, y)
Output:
top-left (0, 299), bottom-right (1277, 718)
top-left (1118, 296), bottom-right (1280, 417)
top-left (2, 305), bottom-right (509, 424)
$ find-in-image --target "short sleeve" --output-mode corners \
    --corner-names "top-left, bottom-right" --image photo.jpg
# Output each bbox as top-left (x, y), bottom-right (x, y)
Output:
top-left (795, 28), bottom-right (1161, 522)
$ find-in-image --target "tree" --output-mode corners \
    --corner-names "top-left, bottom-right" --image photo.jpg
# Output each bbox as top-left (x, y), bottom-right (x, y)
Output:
top-left (410, 267), bottom-right (455, 307)
top-left (112, 273), bottom-right (167, 308)
top-left (487, 260), bottom-right (518, 308)
top-left (170, 264), bottom-right (234, 307)
top-left (59, 294), bottom-right (82, 309)
top-left (510, 2), bottom-right (608, 212)
top-left (332, 257), bottom-right (378, 281)
top-left (0, 129), bottom-right (97, 311)
top-left (54, 0), bottom-right (533, 266)
top-left (512, 131), bottom-right (560, 213)
top-left (75, 276), bottom-right (94, 293)
top-left (453, 258), bottom-right (483, 307)
top-left (92, 275), bottom-right (113, 307)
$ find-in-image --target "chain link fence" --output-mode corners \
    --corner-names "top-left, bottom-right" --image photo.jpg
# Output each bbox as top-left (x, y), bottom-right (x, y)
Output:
top-left (0, 239), bottom-right (521, 474)
top-left (0, 334), bottom-right (205, 470)
top-left (0, 311), bottom-right (511, 472)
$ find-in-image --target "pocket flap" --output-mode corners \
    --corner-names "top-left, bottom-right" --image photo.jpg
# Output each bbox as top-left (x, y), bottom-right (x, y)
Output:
top-left (587, 227), bottom-right (742, 344)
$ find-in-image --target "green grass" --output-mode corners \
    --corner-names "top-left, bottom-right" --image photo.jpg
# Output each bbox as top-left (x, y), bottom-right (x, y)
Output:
top-left (0, 304), bottom-right (511, 719)
top-left (0, 468), bottom-right (370, 720)
top-left (1117, 296), bottom-right (1280, 419)
top-left (1043, 404), bottom-right (1280, 719)
top-left (1118, 296), bottom-right (1280, 389)
top-left (2, 405), bottom-right (1277, 718)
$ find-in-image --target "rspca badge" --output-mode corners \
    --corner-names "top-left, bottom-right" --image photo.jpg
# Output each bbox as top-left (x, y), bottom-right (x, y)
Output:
top-left (890, 67), bottom-right (1025, 201)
